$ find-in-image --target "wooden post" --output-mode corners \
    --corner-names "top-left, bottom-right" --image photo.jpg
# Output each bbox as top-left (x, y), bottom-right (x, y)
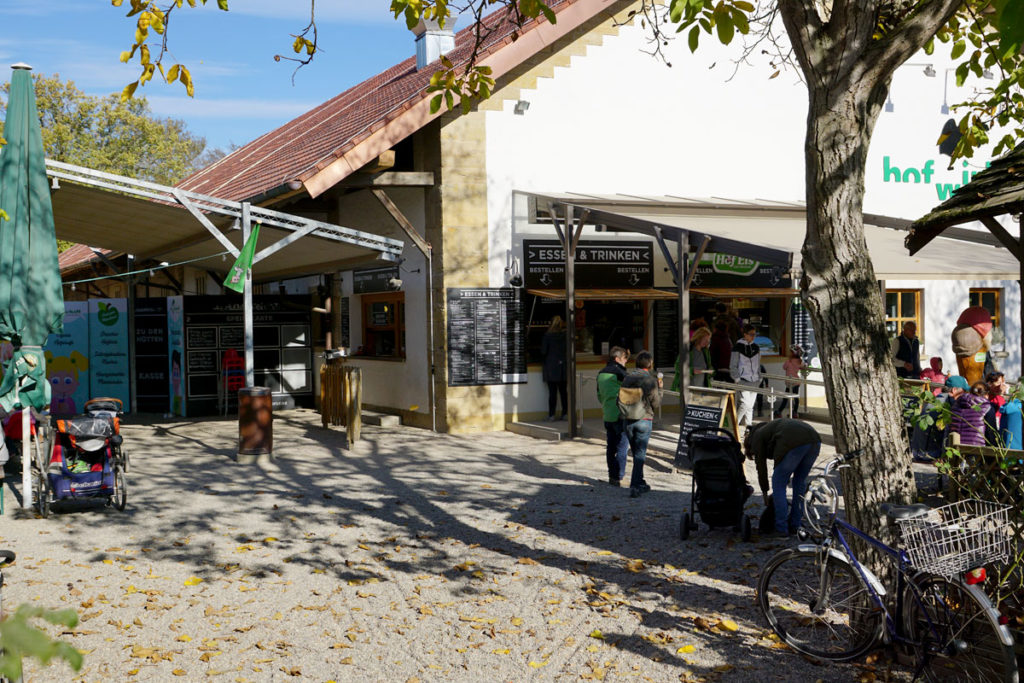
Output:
top-left (347, 366), bottom-right (362, 444)
top-left (677, 231), bottom-right (690, 418)
top-left (564, 204), bottom-right (578, 439)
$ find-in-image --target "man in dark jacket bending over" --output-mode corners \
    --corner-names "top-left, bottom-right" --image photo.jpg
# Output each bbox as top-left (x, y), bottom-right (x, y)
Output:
top-left (744, 418), bottom-right (821, 536)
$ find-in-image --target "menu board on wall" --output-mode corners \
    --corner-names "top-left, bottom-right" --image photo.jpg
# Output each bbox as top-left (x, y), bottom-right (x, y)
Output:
top-left (447, 288), bottom-right (526, 386)
top-left (353, 266), bottom-right (400, 294)
top-left (184, 296), bottom-right (313, 415)
top-left (790, 298), bottom-right (818, 364)
top-left (653, 300), bottom-right (679, 370)
top-left (341, 296), bottom-right (350, 348)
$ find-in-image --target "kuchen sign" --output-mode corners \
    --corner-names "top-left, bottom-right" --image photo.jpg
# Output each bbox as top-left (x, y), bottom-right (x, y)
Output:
top-left (523, 240), bottom-right (653, 289)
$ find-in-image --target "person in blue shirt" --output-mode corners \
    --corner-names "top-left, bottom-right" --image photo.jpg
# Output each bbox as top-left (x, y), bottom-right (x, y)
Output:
top-left (1000, 398), bottom-right (1023, 451)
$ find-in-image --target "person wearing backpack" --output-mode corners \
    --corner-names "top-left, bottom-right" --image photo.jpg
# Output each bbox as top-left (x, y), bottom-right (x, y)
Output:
top-left (616, 351), bottom-right (663, 498)
top-left (597, 346), bottom-right (630, 486)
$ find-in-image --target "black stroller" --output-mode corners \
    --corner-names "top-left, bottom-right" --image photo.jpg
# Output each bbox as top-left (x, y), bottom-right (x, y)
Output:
top-left (679, 427), bottom-right (753, 541)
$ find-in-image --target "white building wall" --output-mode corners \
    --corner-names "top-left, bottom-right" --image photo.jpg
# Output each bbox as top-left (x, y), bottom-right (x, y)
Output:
top-left (475, 18), bottom-right (1019, 419)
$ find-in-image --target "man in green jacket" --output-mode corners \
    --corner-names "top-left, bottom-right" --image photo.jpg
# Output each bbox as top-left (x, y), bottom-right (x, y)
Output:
top-left (744, 418), bottom-right (821, 536)
top-left (596, 347), bottom-right (630, 486)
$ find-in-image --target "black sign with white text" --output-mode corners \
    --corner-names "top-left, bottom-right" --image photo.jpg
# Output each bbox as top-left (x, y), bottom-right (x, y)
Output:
top-left (447, 288), bottom-right (526, 386)
top-left (523, 240), bottom-right (653, 289)
top-left (675, 404), bottom-right (725, 467)
top-left (353, 266), bottom-right (400, 294)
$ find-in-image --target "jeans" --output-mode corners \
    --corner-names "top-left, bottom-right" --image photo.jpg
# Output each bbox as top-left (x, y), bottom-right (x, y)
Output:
top-left (772, 441), bottom-right (821, 533)
top-left (623, 418), bottom-right (653, 489)
top-left (605, 420), bottom-right (628, 481)
top-left (547, 380), bottom-right (567, 418)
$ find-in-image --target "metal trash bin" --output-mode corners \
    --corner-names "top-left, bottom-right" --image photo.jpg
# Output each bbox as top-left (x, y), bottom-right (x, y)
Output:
top-left (238, 386), bottom-right (273, 463)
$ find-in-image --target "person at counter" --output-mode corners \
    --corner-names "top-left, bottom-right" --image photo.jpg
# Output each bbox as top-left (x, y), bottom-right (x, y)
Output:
top-left (541, 316), bottom-right (568, 421)
top-left (710, 321), bottom-right (732, 383)
top-left (673, 326), bottom-right (712, 390)
top-left (730, 324), bottom-right (762, 430)
top-left (891, 321), bottom-right (922, 379)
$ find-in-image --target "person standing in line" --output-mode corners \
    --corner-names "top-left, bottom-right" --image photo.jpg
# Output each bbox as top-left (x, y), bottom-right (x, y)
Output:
top-left (730, 324), bottom-right (762, 431)
top-left (775, 344), bottom-right (806, 418)
top-left (891, 321), bottom-right (922, 379)
top-left (744, 418), bottom-right (822, 537)
top-left (617, 351), bottom-right (663, 499)
top-left (541, 316), bottom-right (568, 421)
top-left (597, 346), bottom-right (630, 486)
top-left (673, 326), bottom-right (712, 391)
top-left (709, 321), bottom-right (733, 383)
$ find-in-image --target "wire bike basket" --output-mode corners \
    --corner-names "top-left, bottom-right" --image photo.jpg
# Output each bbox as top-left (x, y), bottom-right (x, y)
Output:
top-left (897, 499), bottom-right (1011, 578)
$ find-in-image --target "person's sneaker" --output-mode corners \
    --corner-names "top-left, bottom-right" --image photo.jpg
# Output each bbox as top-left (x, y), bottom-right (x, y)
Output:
top-left (608, 478), bottom-right (620, 487)
top-left (629, 483), bottom-right (652, 498)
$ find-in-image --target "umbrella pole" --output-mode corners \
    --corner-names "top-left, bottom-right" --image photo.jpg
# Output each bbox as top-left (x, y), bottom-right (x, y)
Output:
top-left (17, 382), bottom-right (30, 508)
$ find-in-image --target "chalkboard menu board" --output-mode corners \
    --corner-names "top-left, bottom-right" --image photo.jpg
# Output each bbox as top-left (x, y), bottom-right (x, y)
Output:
top-left (675, 403), bottom-right (726, 468)
top-left (341, 297), bottom-right (350, 348)
top-left (219, 326), bottom-right (243, 348)
top-left (188, 327), bottom-right (217, 349)
top-left (789, 299), bottom-right (818, 364)
top-left (653, 300), bottom-right (679, 370)
top-left (447, 288), bottom-right (527, 386)
top-left (187, 350), bottom-right (218, 374)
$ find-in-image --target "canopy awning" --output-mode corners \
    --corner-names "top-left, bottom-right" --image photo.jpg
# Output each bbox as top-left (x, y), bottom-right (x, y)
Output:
top-left (526, 193), bottom-right (1020, 280)
top-left (527, 287), bottom-right (678, 300)
top-left (46, 161), bottom-right (404, 281)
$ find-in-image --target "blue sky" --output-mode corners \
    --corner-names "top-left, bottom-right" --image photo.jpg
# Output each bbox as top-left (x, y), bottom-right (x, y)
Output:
top-left (0, 1), bottom-right (421, 152)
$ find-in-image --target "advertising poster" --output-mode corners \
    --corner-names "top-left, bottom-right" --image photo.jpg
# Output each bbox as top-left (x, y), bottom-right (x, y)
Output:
top-left (43, 301), bottom-right (90, 416)
top-left (88, 299), bottom-right (130, 410)
top-left (167, 296), bottom-right (186, 416)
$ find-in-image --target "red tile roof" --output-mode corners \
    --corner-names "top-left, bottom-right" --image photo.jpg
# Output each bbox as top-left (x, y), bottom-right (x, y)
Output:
top-left (177, 0), bottom-right (589, 202)
top-left (59, 244), bottom-right (114, 273)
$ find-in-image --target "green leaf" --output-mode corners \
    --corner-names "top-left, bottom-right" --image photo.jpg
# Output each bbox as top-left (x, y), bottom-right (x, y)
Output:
top-left (539, 3), bottom-right (556, 24)
top-left (715, 15), bottom-right (734, 44)
top-left (669, 0), bottom-right (685, 24)
top-left (430, 93), bottom-right (443, 114)
top-left (688, 25), bottom-right (700, 52)
top-left (951, 39), bottom-right (966, 60)
top-left (217, 0), bottom-right (228, 9)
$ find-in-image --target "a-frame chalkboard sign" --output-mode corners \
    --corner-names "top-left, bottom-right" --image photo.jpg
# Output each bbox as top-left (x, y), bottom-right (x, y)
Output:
top-left (674, 387), bottom-right (739, 469)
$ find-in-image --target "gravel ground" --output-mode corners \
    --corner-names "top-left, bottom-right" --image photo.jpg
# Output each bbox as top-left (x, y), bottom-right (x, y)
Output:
top-left (0, 410), bottom-right (917, 682)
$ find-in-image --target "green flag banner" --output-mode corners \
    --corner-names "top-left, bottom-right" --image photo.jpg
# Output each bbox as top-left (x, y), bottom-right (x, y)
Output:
top-left (223, 223), bottom-right (261, 293)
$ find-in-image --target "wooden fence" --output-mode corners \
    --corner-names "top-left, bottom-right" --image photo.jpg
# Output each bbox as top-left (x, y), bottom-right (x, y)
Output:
top-left (319, 361), bottom-right (362, 443)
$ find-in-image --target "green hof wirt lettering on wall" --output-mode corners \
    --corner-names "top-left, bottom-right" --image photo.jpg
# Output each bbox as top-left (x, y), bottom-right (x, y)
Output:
top-left (881, 156), bottom-right (992, 200)
top-left (689, 253), bottom-right (791, 289)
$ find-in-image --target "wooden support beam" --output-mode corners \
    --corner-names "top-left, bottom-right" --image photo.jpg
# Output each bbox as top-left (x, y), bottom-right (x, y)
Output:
top-left (371, 188), bottom-right (432, 257)
top-left (980, 216), bottom-right (1023, 260)
top-left (338, 171), bottom-right (436, 188)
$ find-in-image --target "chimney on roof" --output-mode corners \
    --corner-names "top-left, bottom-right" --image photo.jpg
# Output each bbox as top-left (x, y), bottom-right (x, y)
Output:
top-left (412, 18), bottom-right (456, 70)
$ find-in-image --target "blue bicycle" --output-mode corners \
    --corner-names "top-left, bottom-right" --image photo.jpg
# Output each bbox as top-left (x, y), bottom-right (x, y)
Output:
top-left (757, 450), bottom-right (1018, 681)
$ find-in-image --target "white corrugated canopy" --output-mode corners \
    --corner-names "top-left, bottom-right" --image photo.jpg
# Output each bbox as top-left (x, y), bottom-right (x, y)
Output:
top-left (527, 192), bottom-right (1019, 280)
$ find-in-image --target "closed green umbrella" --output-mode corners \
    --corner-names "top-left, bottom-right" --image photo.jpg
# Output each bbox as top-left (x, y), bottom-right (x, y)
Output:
top-left (0, 64), bottom-right (64, 506)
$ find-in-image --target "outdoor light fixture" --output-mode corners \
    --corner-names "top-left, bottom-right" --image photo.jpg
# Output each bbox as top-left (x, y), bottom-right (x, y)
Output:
top-left (287, 179), bottom-right (303, 191)
top-left (924, 64), bottom-right (936, 77)
top-left (513, 100), bottom-right (530, 115)
top-left (983, 69), bottom-right (994, 80)
top-left (884, 94), bottom-right (895, 112)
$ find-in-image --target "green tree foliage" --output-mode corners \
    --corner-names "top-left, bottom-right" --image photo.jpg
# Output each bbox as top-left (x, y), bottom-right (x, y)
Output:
top-left (0, 604), bottom-right (82, 679)
top-left (0, 73), bottom-right (207, 186)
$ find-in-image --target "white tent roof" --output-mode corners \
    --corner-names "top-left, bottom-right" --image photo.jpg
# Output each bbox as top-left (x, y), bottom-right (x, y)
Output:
top-left (527, 193), bottom-right (1018, 280)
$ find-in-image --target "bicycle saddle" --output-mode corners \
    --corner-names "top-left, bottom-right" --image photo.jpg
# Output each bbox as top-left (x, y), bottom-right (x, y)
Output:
top-left (879, 502), bottom-right (931, 521)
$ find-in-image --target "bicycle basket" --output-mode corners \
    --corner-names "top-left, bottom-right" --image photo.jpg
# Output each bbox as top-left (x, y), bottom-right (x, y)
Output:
top-left (896, 499), bottom-right (1011, 578)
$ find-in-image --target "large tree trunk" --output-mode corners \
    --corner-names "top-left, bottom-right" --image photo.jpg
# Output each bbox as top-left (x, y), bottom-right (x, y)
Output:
top-left (777, 0), bottom-right (965, 563)
top-left (800, 83), bottom-right (915, 550)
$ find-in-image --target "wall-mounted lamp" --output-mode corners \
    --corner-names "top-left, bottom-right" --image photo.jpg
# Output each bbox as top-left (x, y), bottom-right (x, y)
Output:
top-left (923, 64), bottom-right (936, 77)
top-left (287, 179), bottom-right (303, 191)
top-left (884, 94), bottom-right (895, 113)
top-left (983, 69), bottom-right (994, 80)
top-left (513, 100), bottom-right (530, 116)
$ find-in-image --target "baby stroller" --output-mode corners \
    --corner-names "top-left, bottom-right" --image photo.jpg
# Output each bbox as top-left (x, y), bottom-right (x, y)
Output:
top-left (34, 397), bottom-right (126, 517)
top-left (679, 427), bottom-right (753, 541)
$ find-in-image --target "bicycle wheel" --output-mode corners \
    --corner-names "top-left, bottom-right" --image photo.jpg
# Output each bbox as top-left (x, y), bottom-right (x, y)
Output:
top-left (903, 574), bottom-right (1017, 682)
top-left (758, 547), bottom-right (881, 661)
top-left (112, 463), bottom-right (127, 512)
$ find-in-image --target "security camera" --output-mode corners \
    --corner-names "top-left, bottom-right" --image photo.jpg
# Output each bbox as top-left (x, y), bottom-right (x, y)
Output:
top-left (387, 277), bottom-right (403, 291)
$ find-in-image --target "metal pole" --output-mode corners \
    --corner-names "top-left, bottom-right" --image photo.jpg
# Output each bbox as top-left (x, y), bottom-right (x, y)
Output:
top-left (564, 204), bottom-right (577, 438)
top-left (18, 375), bottom-right (29, 508)
top-left (242, 202), bottom-right (255, 387)
top-left (677, 231), bottom-right (690, 417)
top-left (427, 250), bottom-right (437, 432)
top-left (127, 255), bottom-right (137, 414)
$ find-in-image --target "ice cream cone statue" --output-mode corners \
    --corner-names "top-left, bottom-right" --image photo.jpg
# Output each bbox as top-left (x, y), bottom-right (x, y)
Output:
top-left (950, 306), bottom-right (992, 386)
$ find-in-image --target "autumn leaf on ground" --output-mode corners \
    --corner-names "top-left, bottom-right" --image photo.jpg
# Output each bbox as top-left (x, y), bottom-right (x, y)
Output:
top-left (517, 557), bottom-right (539, 565)
top-left (183, 576), bottom-right (203, 586)
top-left (589, 629), bottom-right (604, 640)
top-left (677, 644), bottom-right (696, 653)
top-left (624, 559), bottom-right (645, 573)
top-left (717, 619), bottom-right (739, 632)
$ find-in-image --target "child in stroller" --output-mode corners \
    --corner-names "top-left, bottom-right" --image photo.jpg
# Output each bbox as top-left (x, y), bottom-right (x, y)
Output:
top-left (679, 427), bottom-right (754, 541)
